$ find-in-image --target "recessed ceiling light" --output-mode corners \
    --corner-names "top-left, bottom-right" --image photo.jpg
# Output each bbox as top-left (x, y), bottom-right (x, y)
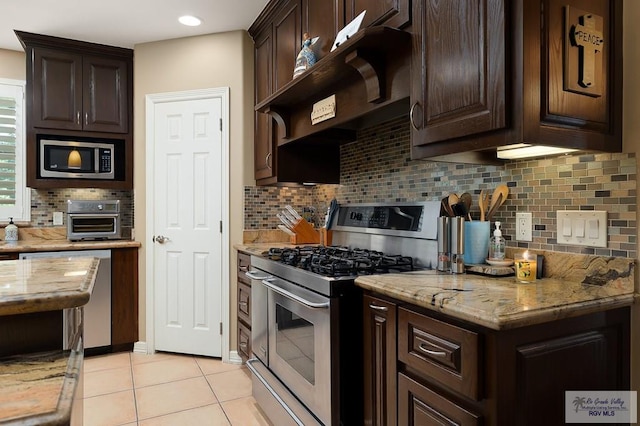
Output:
top-left (179, 15), bottom-right (202, 27)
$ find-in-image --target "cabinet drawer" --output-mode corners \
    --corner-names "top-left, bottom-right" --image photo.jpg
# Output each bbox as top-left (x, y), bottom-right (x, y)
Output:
top-left (398, 307), bottom-right (479, 400)
top-left (237, 252), bottom-right (251, 284)
top-left (398, 372), bottom-right (481, 425)
top-left (238, 321), bottom-right (251, 361)
top-left (238, 281), bottom-right (251, 326)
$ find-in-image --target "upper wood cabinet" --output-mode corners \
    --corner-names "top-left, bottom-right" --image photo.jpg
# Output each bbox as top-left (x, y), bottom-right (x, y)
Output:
top-left (345, 0), bottom-right (410, 29)
top-left (410, 0), bottom-right (622, 160)
top-left (410, 0), bottom-right (506, 158)
top-left (16, 31), bottom-right (134, 189)
top-left (31, 50), bottom-right (129, 134)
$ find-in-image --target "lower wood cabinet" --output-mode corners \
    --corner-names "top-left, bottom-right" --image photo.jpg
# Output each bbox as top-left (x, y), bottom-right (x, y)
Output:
top-left (398, 372), bottom-right (481, 426)
top-left (363, 294), bottom-right (397, 426)
top-left (111, 248), bottom-right (139, 350)
top-left (363, 291), bottom-right (630, 425)
top-left (236, 252), bottom-right (252, 361)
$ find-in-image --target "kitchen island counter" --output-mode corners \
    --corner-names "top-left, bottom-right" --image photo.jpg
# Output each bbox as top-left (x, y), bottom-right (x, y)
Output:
top-left (0, 257), bottom-right (96, 425)
top-left (356, 254), bottom-right (635, 330)
top-left (0, 257), bottom-right (99, 316)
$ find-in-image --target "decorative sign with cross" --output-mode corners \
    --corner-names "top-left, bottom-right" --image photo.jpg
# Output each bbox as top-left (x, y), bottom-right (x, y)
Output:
top-left (564, 6), bottom-right (605, 97)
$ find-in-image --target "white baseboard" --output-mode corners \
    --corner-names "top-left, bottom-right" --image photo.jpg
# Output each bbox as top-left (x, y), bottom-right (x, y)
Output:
top-left (228, 351), bottom-right (243, 365)
top-left (133, 341), bottom-right (148, 354)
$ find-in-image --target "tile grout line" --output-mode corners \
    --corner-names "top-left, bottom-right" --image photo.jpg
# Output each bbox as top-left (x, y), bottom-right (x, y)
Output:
top-left (129, 352), bottom-right (140, 425)
top-left (196, 356), bottom-right (235, 425)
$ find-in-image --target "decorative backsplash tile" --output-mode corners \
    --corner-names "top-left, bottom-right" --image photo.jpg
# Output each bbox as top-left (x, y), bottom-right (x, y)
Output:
top-left (244, 116), bottom-right (636, 259)
top-left (30, 189), bottom-right (134, 228)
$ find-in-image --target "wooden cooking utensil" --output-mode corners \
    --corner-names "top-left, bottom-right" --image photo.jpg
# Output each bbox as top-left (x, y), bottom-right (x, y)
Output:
top-left (460, 192), bottom-right (472, 221)
top-left (448, 193), bottom-right (459, 213)
top-left (441, 196), bottom-right (454, 217)
top-left (479, 190), bottom-right (489, 221)
top-left (487, 185), bottom-right (509, 221)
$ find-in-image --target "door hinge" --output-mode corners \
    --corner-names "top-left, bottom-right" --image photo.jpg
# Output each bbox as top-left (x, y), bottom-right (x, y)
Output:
top-left (219, 220), bottom-right (223, 233)
top-left (219, 118), bottom-right (222, 131)
top-left (219, 322), bottom-right (223, 335)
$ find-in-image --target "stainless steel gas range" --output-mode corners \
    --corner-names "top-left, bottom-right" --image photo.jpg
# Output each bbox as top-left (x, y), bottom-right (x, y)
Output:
top-left (245, 201), bottom-right (440, 426)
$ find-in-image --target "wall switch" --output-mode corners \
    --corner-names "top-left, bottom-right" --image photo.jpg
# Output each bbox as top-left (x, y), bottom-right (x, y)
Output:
top-left (556, 210), bottom-right (607, 248)
top-left (53, 211), bottom-right (63, 226)
top-left (515, 212), bottom-right (532, 242)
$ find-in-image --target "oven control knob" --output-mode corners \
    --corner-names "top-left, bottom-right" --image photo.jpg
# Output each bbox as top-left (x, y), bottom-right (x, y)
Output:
top-left (97, 204), bottom-right (103, 210)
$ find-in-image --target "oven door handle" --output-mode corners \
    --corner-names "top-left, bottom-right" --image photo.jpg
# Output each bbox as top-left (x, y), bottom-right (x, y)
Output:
top-left (262, 278), bottom-right (330, 309)
top-left (245, 270), bottom-right (272, 280)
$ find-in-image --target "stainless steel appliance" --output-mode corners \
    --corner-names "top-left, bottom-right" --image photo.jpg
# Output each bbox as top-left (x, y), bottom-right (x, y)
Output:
top-left (246, 201), bottom-right (440, 425)
top-left (40, 138), bottom-right (115, 179)
top-left (19, 250), bottom-right (112, 351)
top-left (67, 199), bottom-right (121, 241)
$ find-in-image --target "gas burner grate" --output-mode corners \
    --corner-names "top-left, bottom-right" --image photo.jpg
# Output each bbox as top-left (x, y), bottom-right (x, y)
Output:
top-left (265, 245), bottom-right (414, 277)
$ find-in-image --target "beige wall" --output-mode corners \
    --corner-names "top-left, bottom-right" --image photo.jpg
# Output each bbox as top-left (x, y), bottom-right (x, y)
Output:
top-left (622, 0), bottom-right (640, 393)
top-left (0, 48), bottom-right (25, 80)
top-left (133, 31), bottom-right (255, 346)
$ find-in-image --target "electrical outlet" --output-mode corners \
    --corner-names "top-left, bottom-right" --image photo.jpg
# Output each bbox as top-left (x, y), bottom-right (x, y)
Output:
top-left (53, 211), bottom-right (63, 226)
top-left (516, 212), bottom-right (532, 241)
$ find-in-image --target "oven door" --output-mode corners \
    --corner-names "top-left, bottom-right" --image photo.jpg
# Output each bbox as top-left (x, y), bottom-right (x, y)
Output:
top-left (265, 277), bottom-right (333, 426)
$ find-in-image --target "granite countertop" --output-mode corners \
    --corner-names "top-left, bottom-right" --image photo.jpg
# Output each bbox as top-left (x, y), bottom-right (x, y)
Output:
top-left (0, 257), bottom-right (99, 316)
top-left (0, 346), bottom-right (82, 425)
top-left (0, 239), bottom-right (141, 253)
top-left (356, 257), bottom-right (635, 330)
top-left (234, 242), bottom-right (301, 256)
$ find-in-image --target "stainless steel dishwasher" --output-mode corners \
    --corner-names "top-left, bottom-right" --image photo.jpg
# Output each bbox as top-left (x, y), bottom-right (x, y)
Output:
top-left (19, 250), bottom-right (112, 350)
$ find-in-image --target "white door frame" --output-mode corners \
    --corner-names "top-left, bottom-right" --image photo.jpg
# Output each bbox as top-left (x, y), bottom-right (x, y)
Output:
top-left (145, 88), bottom-right (231, 362)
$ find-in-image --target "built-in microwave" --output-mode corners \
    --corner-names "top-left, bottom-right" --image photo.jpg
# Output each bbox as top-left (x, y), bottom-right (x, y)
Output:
top-left (39, 138), bottom-right (115, 179)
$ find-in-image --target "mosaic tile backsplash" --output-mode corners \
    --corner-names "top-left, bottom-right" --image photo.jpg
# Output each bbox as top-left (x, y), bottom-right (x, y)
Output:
top-left (244, 116), bottom-right (637, 259)
top-left (30, 189), bottom-right (134, 228)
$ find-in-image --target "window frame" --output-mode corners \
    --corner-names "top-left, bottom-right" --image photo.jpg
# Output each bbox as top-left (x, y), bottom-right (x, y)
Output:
top-left (0, 78), bottom-right (30, 223)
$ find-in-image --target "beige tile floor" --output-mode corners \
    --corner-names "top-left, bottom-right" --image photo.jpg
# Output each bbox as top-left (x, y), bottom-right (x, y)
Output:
top-left (83, 351), bottom-right (271, 426)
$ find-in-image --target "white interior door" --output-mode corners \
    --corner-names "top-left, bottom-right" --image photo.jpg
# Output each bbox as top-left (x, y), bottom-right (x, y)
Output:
top-left (152, 96), bottom-right (223, 357)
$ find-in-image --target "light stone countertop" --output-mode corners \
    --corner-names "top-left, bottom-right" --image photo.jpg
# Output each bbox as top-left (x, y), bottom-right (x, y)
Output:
top-left (0, 257), bottom-right (99, 316)
top-left (355, 266), bottom-right (634, 330)
top-left (0, 347), bottom-right (82, 425)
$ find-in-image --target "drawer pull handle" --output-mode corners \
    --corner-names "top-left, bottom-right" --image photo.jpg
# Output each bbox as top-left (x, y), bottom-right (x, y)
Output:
top-left (239, 265), bottom-right (249, 272)
top-left (239, 301), bottom-right (248, 307)
top-left (369, 304), bottom-right (388, 312)
top-left (418, 343), bottom-right (447, 357)
top-left (239, 342), bottom-right (248, 348)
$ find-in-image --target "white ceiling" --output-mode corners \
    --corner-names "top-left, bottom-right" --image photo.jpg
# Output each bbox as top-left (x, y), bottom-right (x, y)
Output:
top-left (2, 0), bottom-right (269, 52)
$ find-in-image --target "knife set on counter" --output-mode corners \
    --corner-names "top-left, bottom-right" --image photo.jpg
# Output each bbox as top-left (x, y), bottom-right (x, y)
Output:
top-left (277, 204), bottom-right (333, 245)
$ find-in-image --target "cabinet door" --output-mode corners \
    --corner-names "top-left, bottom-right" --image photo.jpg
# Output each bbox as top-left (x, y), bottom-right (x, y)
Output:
top-left (345, 0), bottom-right (410, 29)
top-left (303, 0), bottom-right (344, 59)
top-left (398, 373), bottom-right (481, 425)
top-left (363, 294), bottom-right (397, 426)
top-left (410, 0), bottom-right (506, 146)
top-left (273, 0), bottom-right (302, 92)
top-left (111, 248), bottom-right (138, 348)
top-left (83, 56), bottom-right (129, 133)
top-left (31, 48), bottom-right (83, 130)
top-left (254, 31), bottom-right (276, 182)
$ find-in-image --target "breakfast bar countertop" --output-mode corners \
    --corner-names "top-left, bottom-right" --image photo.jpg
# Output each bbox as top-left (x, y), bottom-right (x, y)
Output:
top-left (0, 257), bottom-right (99, 316)
top-left (355, 254), bottom-right (635, 330)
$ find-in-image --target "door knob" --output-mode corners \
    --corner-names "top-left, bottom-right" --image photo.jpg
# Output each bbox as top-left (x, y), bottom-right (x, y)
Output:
top-left (153, 235), bottom-right (170, 244)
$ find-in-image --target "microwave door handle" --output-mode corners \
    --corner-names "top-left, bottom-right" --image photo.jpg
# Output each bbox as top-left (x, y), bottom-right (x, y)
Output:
top-left (261, 278), bottom-right (330, 309)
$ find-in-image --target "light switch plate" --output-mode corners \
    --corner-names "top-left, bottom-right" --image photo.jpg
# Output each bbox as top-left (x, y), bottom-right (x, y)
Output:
top-left (53, 211), bottom-right (63, 226)
top-left (556, 210), bottom-right (607, 248)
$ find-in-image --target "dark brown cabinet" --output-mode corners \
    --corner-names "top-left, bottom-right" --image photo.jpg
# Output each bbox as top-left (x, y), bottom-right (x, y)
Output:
top-left (363, 291), bottom-right (630, 425)
top-left (236, 252), bottom-right (252, 361)
top-left (345, 0), bottom-right (410, 29)
top-left (363, 294), bottom-right (397, 426)
top-left (15, 31), bottom-right (134, 189)
top-left (31, 50), bottom-right (128, 134)
top-left (410, 0), bottom-right (622, 160)
top-left (111, 248), bottom-right (139, 350)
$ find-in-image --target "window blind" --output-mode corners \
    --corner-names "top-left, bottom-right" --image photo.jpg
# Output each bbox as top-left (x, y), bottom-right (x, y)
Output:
top-left (0, 96), bottom-right (17, 206)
